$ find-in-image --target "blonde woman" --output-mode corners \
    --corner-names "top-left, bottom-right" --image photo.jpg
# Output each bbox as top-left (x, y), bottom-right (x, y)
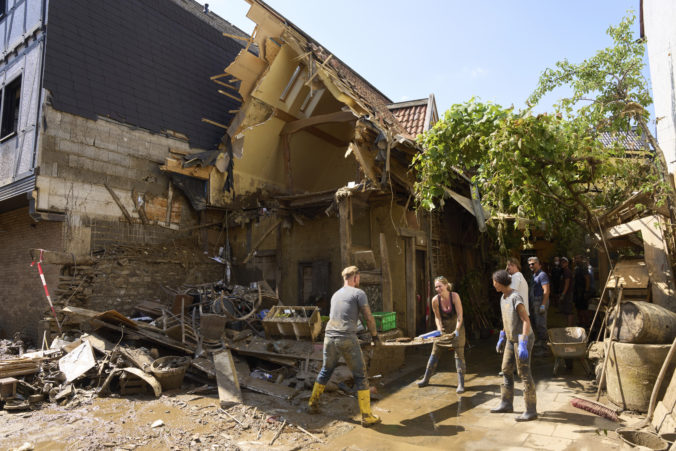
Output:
top-left (416, 276), bottom-right (467, 394)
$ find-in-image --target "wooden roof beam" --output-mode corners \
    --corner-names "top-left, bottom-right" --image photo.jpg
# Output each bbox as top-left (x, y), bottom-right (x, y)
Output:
top-left (274, 109), bottom-right (348, 147)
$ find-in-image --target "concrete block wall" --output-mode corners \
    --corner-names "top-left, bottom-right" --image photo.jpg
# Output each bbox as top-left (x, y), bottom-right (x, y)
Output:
top-left (38, 106), bottom-right (193, 216)
top-left (0, 207), bottom-right (62, 342)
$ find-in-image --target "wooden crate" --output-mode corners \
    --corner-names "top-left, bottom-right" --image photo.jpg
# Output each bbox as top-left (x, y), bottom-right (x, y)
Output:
top-left (0, 377), bottom-right (18, 400)
top-left (262, 306), bottom-right (321, 341)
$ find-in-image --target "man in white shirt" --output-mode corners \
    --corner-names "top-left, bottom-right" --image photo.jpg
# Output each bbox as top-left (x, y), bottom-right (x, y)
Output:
top-left (506, 258), bottom-right (529, 315)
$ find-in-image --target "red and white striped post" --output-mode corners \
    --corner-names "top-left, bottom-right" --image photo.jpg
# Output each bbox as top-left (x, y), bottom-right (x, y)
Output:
top-left (31, 249), bottom-right (62, 333)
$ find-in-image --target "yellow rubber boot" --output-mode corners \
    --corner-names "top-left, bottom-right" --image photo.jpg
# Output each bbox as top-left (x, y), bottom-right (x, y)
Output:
top-left (307, 382), bottom-right (325, 413)
top-left (357, 389), bottom-right (381, 427)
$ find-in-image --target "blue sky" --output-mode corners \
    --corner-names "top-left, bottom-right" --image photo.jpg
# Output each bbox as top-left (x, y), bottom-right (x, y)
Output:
top-left (208, 0), bottom-right (644, 116)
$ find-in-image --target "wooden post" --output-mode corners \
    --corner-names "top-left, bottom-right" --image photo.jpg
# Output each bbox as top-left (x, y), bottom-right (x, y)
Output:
top-left (243, 218), bottom-right (283, 264)
top-left (338, 198), bottom-right (352, 269)
top-left (29, 249), bottom-right (95, 265)
top-left (639, 215), bottom-right (676, 311)
top-left (379, 233), bottom-right (393, 312)
top-left (104, 183), bottom-right (133, 224)
top-left (281, 135), bottom-right (293, 192)
top-left (165, 182), bottom-right (174, 224)
top-left (405, 237), bottom-right (416, 337)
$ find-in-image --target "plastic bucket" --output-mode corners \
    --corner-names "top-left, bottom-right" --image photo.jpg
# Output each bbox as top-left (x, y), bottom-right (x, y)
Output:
top-left (150, 356), bottom-right (191, 391)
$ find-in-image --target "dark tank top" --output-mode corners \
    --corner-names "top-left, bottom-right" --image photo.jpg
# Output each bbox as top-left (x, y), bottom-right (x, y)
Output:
top-left (438, 293), bottom-right (455, 320)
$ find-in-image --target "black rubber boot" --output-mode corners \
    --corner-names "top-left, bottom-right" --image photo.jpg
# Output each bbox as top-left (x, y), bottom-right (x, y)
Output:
top-left (490, 384), bottom-right (514, 413)
top-left (416, 355), bottom-right (438, 388)
top-left (455, 358), bottom-right (466, 394)
top-left (515, 390), bottom-right (538, 421)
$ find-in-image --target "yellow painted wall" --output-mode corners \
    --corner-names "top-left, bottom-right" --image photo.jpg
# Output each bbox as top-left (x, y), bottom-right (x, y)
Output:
top-left (251, 44), bottom-right (300, 111)
top-left (232, 118), bottom-right (287, 194)
top-left (288, 130), bottom-right (357, 193)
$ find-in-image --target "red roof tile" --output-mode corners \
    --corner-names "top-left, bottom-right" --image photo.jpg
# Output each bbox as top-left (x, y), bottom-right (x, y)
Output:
top-left (388, 98), bottom-right (431, 138)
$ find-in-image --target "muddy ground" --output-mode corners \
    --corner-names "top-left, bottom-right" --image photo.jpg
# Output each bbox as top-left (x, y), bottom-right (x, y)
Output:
top-left (0, 338), bottom-right (636, 451)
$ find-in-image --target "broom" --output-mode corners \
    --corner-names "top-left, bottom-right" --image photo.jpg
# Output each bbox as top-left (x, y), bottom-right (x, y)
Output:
top-left (570, 396), bottom-right (620, 422)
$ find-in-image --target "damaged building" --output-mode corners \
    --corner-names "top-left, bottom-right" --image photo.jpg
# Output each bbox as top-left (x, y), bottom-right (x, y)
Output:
top-left (0, 0), bottom-right (490, 343)
top-left (0, 0), bottom-right (248, 340)
top-left (160, 0), bottom-right (490, 337)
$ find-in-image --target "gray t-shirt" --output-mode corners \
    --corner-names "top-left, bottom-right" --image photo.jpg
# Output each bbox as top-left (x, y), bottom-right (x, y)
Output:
top-left (325, 286), bottom-right (368, 337)
top-left (500, 290), bottom-right (534, 342)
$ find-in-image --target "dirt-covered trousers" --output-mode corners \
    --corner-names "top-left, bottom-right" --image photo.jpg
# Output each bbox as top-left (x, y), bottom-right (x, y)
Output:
top-left (530, 296), bottom-right (548, 342)
top-left (430, 315), bottom-right (466, 363)
top-left (316, 334), bottom-right (368, 390)
top-left (501, 338), bottom-right (536, 403)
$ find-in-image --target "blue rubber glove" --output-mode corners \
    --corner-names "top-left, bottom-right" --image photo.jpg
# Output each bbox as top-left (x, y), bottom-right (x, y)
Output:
top-left (518, 334), bottom-right (529, 361)
top-left (496, 330), bottom-right (506, 354)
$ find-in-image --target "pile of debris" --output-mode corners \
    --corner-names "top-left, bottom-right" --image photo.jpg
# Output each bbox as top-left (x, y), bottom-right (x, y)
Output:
top-left (1, 280), bottom-right (402, 418)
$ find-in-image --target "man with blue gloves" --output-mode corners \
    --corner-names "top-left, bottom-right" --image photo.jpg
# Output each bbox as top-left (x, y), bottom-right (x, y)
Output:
top-left (490, 269), bottom-right (538, 421)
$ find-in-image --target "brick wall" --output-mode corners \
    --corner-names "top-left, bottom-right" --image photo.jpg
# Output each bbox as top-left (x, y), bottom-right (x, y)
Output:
top-left (0, 207), bottom-right (63, 343)
top-left (88, 219), bottom-right (191, 250)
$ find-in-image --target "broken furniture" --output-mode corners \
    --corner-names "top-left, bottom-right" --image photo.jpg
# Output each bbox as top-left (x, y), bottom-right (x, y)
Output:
top-left (0, 377), bottom-right (18, 400)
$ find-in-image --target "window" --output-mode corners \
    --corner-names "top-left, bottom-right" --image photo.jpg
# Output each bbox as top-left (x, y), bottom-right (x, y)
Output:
top-left (1, 75), bottom-right (21, 139)
top-left (0, 1), bottom-right (6, 20)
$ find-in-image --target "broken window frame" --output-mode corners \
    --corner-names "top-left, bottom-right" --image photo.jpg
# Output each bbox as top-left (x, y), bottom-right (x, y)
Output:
top-left (0, 74), bottom-right (21, 141)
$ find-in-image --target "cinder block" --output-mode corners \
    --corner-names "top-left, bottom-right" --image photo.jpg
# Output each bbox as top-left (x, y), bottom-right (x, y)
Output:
top-left (108, 151), bottom-right (130, 167)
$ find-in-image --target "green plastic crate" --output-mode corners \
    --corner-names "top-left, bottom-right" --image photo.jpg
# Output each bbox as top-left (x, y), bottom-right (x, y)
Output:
top-left (372, 311), bottom-right (396, 332)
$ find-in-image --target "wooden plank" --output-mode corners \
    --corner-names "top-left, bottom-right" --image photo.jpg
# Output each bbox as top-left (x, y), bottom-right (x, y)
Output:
top-left (165, 182), bottom-right (174, 225)
top-left (603, 217), bottom-right (645, 239)
top-left (281, 111), bottom-right (355, 135)
top-left (243, 218), bottom-right (283, 264)
top-left (160, 157), bottom-right (212, 180)
top-left (103, 183), bottom-right (133, 224)
top-left (239, 376), bottom-right (297, 400)
top-left (381, 333), bottom-right (456, 347)
top-left (121, 368), bottom-right (162, 397)
top-left (273, 109), bottom-right (348, 147)
top-left (132, 189), bottom-right (149, 225)
top-left (347, 142), bottom-right (378, 184)
top-left (222, 32), bottom-right (251, 42)
top-left (405, 237), bottom-right (416, 337)
top-left (380, 233), bottom-right (393, 313)
top-left (218, 89), bottom-right (243, 102)
top-left (201, 117), bottom-right (231, 130)
top-left (91, 319), bottom-right (195, 354)
top-left (338, 199), bottom-right (352, 269)
top-left (213, 349), bottom-right (243, 407)
top-left (29, 249), bottom-right (95, 266)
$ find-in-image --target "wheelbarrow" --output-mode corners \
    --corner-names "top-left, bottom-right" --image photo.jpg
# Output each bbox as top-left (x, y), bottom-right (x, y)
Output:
top-left (547, 327), bottom-right (593, 377)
